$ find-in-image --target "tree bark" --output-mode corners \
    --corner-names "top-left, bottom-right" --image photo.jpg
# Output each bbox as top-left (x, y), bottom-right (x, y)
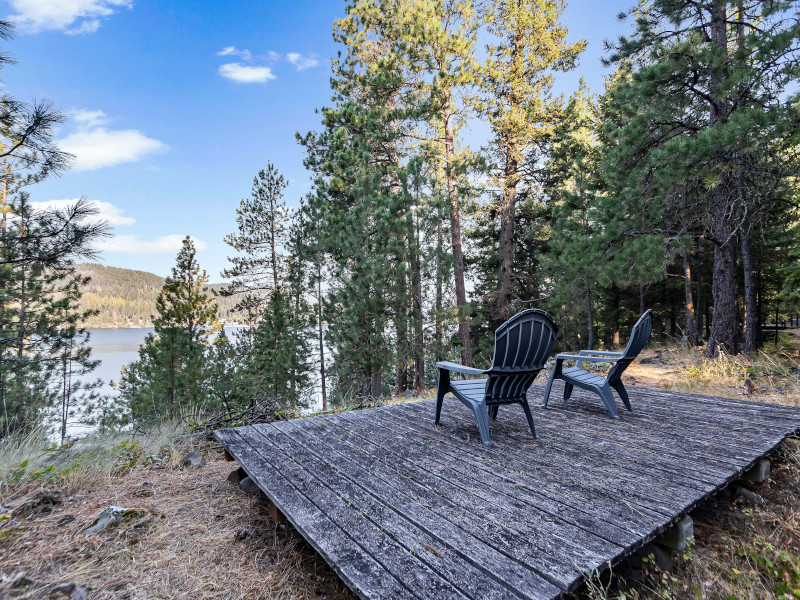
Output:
top-left (741, 227), bottom-right (760, 353)
top-left (682, 252), bottom-right (698, 347)
top-left (586, 286), bottom-right (594, 350)
top-left (443, 107), bottom-right (473, 367)
top-left (610, 286), bottom-right (621, 346)
top-left (411, 210), bottom-right (425, 392)
top-left (495, 30), bottom-right (523, 322)
top-left (706, 0), bottom-right (740, 357)
top-left (695, 242), bottom-right (703, 343)
top-left (434, 213), bottom-right (444, 363)
top-left (496, 146), bottom-right (517, 322)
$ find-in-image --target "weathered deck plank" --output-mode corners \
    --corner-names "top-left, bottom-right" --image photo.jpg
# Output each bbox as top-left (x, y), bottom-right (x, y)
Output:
top-left (215, 383), bottom-right (800, 600)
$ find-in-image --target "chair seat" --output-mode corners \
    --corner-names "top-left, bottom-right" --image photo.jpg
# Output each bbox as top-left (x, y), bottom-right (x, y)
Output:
top-left (561, 367), bottom-right (607, 387)
top-left (450, 378), bottom-right (488, 403)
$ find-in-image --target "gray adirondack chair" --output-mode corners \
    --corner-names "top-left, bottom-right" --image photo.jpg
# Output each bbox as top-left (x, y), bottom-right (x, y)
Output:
top-left (435, 309), bottom-right (558, 447)
top-left (542, 309), bottom-right (653, 418)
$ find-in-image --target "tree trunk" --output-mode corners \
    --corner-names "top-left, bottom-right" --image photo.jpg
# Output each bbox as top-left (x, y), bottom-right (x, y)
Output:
top-left (394, 285), bottom-right (409, 395)
top-left (611, 286), bottom-right (621, 346)
top-left (741, 227), bottom-right (760, 353)
top-left (316, 270), bottom-right (327, 411)
top-left (682, 252), bottom-right (698, 347)
top-left (496, 146), bottom-right (517, 322)
top-left (695, 242), bottom-right (703, 342)
top-left (434, 205), bottom-right (445, 363)
top-left (411, 211), bottom-right (425, 392)
top-left (683, 252), bottom-right (697, 348)
top-left (706, 0), bottom-right (740, 357)
top-left (443, 108), bottom-right (473, 367)
top-left (639, 285), bottom-right (646, 315)
top-left (371, 373), bottom-right (382, 400)
top-left (586, 286), bottom-right (594, 350)
top-left (708, 217), bottom-right (740, 356)
top-left (496, 30), bottom-right (523, 323)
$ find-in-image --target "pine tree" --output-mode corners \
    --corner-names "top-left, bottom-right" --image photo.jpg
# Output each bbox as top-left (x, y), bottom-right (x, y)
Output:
top-left (0, 196), bottom-right (108, 436)
top-left (120, 237), bottom-right (218, 421)
top-left (480, 0), bottom-right (584, 322)
top-left (605, 0), bottom-right (800, 356)
top-left (221, 164), bottom-right (292, 324)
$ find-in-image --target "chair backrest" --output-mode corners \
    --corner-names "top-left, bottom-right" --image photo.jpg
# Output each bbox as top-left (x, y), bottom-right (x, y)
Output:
top-left (484, 309), bottom-right (558, 402)
top-left (607, 309), bottom-right (653, 383)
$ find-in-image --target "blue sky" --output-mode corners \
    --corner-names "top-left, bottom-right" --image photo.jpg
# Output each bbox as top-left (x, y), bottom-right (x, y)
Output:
top-left (4, 0), bottom-right (632, 279)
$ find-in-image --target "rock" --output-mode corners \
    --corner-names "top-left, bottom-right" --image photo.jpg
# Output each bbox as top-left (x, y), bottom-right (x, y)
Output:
top-left (6, 572), bottom-right (34, 589)
top-left (49, 582), bottom-right (89, 600)
top-left (734, 486), bottom-right (766, 507)
top-left (56, 514), bottom-right (76, 527)
top-left (227, 467), bottom-right (247, 486)
top-left (12, 490), bottom-right (61, 518)
top-left (639, 357), bottom-right (664, 365)
top-left (178, 451), bottom-right (206, 468)
top-left (239, 476), bottom-right (260, 495)
top-left (82, 506), bottom-right (155, 536)
top-left (81, 506), bottom-right (125, 536)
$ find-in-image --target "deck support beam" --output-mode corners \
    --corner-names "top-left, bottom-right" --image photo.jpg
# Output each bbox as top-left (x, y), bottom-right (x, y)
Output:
top-left (741, 458), bottom-right (770, 483)
top-left (654, 515), bottom-right (693, 552)
top-left (269, 502), bottom-right (287, 523)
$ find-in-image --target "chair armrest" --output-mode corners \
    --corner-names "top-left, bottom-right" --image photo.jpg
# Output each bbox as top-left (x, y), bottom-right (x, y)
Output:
top-left (578, 350), bottom-right (624, 357)
top-left (436, 361), bottom-right (488, 376)
top-left (556, 354), bottom-right (619, 363)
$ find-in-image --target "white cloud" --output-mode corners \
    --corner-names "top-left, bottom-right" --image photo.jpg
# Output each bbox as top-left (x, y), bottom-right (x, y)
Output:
top-left (286, 52), bottom-right (319, 71)
top-left (69, 108), bottom-right (109, 127)
top-left (6, 0), bottom-right (132, 34)
top-left (57, 111), bottom-right (167, 170)
top-left (31, 198), bottom-right (135, 226)
top-left (218, 62), bottom-right (275, 84)
top-left (217, 46), bottom-right (251, 60)
top-left (95, 234), bottom-right (207, 254)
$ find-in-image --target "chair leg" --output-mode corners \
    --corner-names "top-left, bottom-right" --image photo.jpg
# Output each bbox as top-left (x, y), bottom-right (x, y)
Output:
top-left (470, 401), bottom-right (492, 447)
top-left (542, 370), bottom-right (557, 408)
top-left (611, 381), bottom-right (633, 412)
top-left (435, 369), bottom-right (450, 425)
top-left (598, 385), bottom-right (619, 419)
top-left (520, 399), bottom-right (539, 441)
top-left (563, 383), bottom-right (574, 401)
top-left (489, 405), bottom-right (499, 420)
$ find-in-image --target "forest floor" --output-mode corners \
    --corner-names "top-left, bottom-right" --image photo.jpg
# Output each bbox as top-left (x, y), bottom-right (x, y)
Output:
top-left (1, 333), bottom-right (799, 599)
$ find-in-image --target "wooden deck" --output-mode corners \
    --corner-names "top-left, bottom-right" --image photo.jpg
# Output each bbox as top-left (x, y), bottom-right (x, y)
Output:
top-left (215, 383), bottom-right (800, 600)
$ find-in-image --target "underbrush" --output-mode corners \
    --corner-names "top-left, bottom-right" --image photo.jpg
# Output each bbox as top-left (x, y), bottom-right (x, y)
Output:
top-left (0, 420), bottom-right (190, 497)
top-left (625, 338), bottom-right (800, 405)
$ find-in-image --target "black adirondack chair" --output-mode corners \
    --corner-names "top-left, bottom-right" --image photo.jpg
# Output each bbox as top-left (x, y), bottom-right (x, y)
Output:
top-left (435, 309), bottom-right (558, 447)
top-left (542, 309), bottom-right (653, 418)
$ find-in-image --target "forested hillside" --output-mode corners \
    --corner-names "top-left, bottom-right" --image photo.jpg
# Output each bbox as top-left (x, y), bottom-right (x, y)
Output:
top-left (75, 263), bottom-right (242, 328)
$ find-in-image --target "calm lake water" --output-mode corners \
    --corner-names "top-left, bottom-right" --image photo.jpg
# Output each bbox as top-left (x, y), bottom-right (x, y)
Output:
top-left (88, 326), bottom-right (251, 396)
top-left (79, 327), bottom-right (324, 432)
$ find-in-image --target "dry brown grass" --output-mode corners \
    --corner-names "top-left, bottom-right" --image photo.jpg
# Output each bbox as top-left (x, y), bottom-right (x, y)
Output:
top-left (0, 453), bottom-right (353, 599)
top-left (623, 332), bottom-right (800, 405)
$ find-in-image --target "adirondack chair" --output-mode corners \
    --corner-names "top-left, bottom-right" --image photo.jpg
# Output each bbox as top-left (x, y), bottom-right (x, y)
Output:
top-left (435, 309), bottom-right (558, 447)
top-left (542, 309), bottom-right (653, 418)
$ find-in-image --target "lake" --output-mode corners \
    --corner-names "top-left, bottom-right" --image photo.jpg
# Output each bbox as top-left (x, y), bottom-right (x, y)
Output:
top-left (79, 327), bottom-right (324, 434)
top-left (88, 326), bottom-right (250, 396)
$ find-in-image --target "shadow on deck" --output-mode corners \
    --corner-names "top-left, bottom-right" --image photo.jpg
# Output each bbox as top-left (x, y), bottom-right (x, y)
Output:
top-left (215, 382), bottom-right (800, 600)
